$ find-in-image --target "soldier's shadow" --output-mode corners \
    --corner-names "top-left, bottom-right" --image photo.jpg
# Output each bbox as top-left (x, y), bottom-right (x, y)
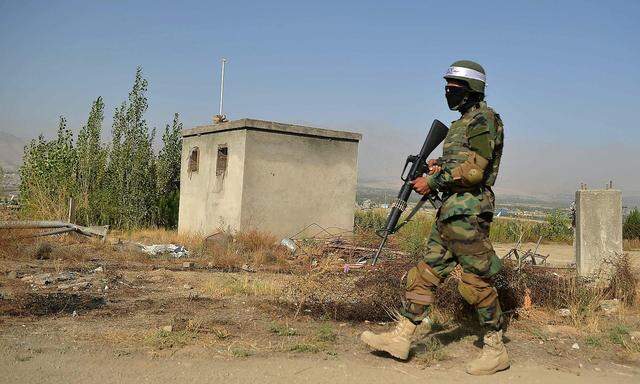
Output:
top-left (412, 321), bottom-right (512, 355)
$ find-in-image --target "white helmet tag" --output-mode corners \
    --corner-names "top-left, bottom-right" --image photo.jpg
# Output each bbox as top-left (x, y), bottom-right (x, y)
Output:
top-left (444, 66), bottom-right (486, 84)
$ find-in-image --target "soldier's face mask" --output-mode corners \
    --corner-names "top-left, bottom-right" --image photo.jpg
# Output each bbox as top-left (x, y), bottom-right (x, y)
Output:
top-left (445, 85), bottom-right (468, 110)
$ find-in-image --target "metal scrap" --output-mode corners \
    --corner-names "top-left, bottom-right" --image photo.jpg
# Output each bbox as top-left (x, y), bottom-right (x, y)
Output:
top-left (502, 235), bottom-right (550, 269)
top-left (139, 243), bottom-right (190, 258)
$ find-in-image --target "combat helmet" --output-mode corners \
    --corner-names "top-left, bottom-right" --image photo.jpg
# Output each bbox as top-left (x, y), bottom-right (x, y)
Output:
top-left (443, 60), bottom-right (486, 94)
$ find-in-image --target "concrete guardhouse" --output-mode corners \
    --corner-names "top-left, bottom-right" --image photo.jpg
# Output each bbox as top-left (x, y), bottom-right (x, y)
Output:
top-left (178, 119), bottom-right (362, 238)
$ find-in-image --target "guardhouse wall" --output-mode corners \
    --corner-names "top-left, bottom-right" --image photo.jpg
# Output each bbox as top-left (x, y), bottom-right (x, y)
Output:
top-left (240, 129), bottom-right (359, 239)
top-left (178, 130), bottom-right (247, 235)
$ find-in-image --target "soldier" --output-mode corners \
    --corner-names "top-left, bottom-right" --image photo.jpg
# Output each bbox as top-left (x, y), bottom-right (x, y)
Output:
top-left (360, 60), bottom-right (508, 375)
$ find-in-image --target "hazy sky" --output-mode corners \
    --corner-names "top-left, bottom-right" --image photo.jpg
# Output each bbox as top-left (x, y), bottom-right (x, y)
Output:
top-left (1, 1), bottom-right (639, 197)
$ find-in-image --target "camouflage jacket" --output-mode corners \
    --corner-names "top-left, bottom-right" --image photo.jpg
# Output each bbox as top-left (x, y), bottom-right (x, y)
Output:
top-left (426, 101), bottom-right (504, 221)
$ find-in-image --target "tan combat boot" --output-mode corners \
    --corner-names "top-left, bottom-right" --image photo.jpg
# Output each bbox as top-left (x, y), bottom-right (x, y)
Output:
top-left (466, 330), bottom-right (510, 375)
top-left (360, 317), bottom-right (417, 360)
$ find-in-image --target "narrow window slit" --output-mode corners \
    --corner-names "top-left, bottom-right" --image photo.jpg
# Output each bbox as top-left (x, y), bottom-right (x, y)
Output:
top-left (188, 147), bottom-right (199, 173)
top-left (216, 145), bottom-right (228, 176)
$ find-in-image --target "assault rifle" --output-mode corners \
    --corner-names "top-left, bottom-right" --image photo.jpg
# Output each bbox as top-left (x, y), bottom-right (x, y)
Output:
top-left (370, 119), bottom-right (449, 265)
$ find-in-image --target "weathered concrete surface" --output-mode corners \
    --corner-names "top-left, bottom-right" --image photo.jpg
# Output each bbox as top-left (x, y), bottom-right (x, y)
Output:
top-left (178, 130), bottom-right (247, 235)
top-left (183, 118), bottom-right (362, 141)
top-left (241, 129), bottom-right (358, 238)
top-left (575, 189), bottom-right (623, 276)
top-left (178, 119), bottom-right (361, 238)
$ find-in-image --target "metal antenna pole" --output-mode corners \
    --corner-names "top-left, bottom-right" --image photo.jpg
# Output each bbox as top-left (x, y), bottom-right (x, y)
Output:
top-left (219, 58), bottom-right (227, 116)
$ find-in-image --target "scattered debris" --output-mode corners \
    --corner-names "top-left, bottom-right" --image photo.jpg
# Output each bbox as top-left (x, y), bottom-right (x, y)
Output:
top-left (183, 284), bottom-right (193, 290)
top-left (557, 308), bottom-right (572, 317)
top-left (58, 281), bottom-right (91, 291)
top-left (502, 235), bottom-right (549, 269)
top-left (241, 264), bottom-right (256, 273)
top-left (327, 242), bottom-right (408, 258)
top-left (140, 243), bottom-right (190, 258)
top-left (182, 262), bottom-right (194, 270)
top-left (599, 299), bottom-right (620, 316)
top-left (280, 238), bottom-right (298, 255)
top-left (22, 272), bottom-right (77, 286)
top-left (161, 325), bottom-right (173, 332)
top-left (92, 266), bottom-right (104, 273)
top-left (7, 270), bottom-right (17, 279)
top-left (572, 343), bottom-right (580, 350)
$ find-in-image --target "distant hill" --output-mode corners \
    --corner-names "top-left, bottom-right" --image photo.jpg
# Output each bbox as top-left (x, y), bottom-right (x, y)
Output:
top-left (0, 131), bottom-right (26, 171)
top-left (357, 179), bottom-right (640, 210)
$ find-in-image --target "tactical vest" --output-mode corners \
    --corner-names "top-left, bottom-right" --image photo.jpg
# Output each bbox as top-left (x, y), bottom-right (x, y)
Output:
top-left (441, 102), bottom-right (503, 190)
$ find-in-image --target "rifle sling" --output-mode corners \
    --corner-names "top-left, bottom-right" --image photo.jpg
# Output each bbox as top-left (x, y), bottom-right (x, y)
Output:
top-left (392, 194), bottom-right (440, 233)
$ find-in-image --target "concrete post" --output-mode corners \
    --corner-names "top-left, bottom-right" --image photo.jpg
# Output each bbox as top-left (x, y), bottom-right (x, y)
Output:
top-left (574, 189), bottom-right (623, 276)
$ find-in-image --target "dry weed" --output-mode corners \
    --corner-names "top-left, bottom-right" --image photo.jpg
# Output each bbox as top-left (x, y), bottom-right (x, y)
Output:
top-left (279, 254), bottom-right (639, 324)
top-left (203, 274), bottom-right (283, 298)
top-left (624, 238), bottom-right (640, 251)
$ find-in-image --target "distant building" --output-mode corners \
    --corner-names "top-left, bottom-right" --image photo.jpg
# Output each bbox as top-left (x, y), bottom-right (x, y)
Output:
top-left (178, 118), bottom-right (362, 238)
top-left (495, 208), bottom-right (509, 217)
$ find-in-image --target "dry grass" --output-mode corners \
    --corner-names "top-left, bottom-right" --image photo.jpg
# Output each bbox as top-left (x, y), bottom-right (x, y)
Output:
top-left (279, 254), bottom-right (638, 325)
top-left (18, 184), bottom-right (70, 222)
top-left (412, 337), bottom-right (449, 366)
top-left (355, 209), bottom-right (574, 252)
top-left (624, 238), bottom-right (640, 251)
top-left (200, 230), bottom-right (293, 271)
top-left (286, 323), bottom-right (338, 354)
top-left (203, 274), bottom-right (284, 298)
top-left (145, 329), bottom-right (199, 350)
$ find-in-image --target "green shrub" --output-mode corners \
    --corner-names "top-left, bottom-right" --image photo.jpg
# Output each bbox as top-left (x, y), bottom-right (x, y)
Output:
top-left (542, 209), bottom-right (573, 242)
top-left (623, 208), bottom-right (640, 239)
top-left (354, 208), bottom-right (387, 230)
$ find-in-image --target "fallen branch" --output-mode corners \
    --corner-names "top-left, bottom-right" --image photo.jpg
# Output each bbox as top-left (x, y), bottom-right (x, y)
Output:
top-left (0, 221), bottom-right (109, 241)
top-left (324, 242), bottom-right (409, 257)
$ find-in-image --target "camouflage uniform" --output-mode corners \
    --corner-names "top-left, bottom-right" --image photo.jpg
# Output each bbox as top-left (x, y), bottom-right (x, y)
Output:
top-left (403, 101), bottom-right (505, 330)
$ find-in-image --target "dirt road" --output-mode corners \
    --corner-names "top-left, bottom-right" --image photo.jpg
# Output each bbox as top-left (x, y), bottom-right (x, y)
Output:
top-left (2, 347), bottom-right (638, 384)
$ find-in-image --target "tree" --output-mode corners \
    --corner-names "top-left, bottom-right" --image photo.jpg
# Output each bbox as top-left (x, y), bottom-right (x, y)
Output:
top-left (19, 117), bottom-right (76, 219)
top-left (75, 97), bottom-right (107, 225)
top-left (105, 67), bottom-right (157, 229)
top-left (156, 113), bottom-right (182, 228)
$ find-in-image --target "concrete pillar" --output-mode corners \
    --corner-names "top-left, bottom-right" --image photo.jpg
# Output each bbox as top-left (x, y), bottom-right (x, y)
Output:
top-left (575, 189), bottom-right (623, 276)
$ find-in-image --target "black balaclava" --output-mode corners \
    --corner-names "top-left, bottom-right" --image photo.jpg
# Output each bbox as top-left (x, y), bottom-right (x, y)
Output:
top-left (445, 85), bottom-right (467, 110)
top-left (445, 84), bottom-right (483, 113)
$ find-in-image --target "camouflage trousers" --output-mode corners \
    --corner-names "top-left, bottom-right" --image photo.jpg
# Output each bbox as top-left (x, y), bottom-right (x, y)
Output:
top-left (402, 214), bottom-right (504, 330)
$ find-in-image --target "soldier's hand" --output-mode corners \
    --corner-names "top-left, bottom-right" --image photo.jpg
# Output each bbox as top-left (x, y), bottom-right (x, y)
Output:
top-left (411, 177), bottom-right (431, 195)
top-left (427, 159), bottom-right (441, 175)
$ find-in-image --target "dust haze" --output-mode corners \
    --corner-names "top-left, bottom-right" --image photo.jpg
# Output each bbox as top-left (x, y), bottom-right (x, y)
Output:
top-left (349, 121), bottom-right (640, 204)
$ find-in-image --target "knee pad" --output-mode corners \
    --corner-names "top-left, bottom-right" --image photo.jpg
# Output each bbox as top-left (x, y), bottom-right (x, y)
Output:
top-left (405, 262), bottom-right (441, 305)
top-left (457, 271), bottom-right (498, 308)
